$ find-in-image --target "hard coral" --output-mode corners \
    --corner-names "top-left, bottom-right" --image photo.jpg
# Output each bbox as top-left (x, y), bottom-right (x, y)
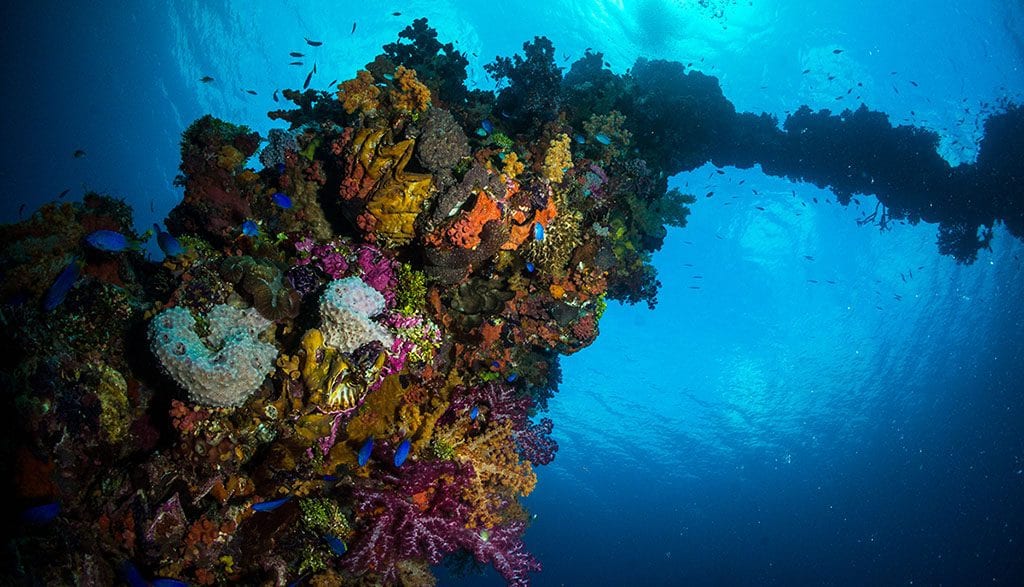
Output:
top-left (148, 304), bottom-right (277, 407)
top-left (220, 256), bottom-right (301, 321)
top-left (542, 134), bottom-right (573, 183)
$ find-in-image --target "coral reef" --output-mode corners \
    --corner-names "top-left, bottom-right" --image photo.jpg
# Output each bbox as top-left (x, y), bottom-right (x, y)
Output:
top-left (148, 304), bottom-right (278, 407)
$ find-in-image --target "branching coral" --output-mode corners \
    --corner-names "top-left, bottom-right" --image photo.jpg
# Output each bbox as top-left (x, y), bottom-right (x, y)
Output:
top-left (542, 134), bottom-right (573, 184)
top-left (390, 65), bottom-right (432, 114)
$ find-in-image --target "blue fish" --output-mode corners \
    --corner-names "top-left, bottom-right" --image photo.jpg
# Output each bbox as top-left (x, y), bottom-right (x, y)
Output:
top-left (394, 439), bottom-right (411, 467)
top-left (153, 224), bottom-right (185, 258)
top-left (272, 192), bottom-right (293, 209)
top-left (252, 496), bottom-right (292, 512)
top-left (21, 502), bottom-right (60, 524)
top-left (85, 229), bottom-right (134, 252)
top-left (276, 162), bottom-right (286, 174)
top-left (152, 579), bottom-right (190, 587)
top-left (475, 127), bottom-right (488, 137)
top-left (594, 133), bottom-right (611, 145)
top-left (525, 262), bottom-right (535, 273)
top-left (481, 119), bottom-right (494, 134)
top-left (357, 437), bottom-right (373, 467)
top-left (241, 220), bottom-right (260, 237)
top-left (469, 406), bottom-right (479, 420)
top-left (119, 561), bottom-right (149, 587)
top-left (574, 134), bottom-right (585, 144)
top-left (43, 257), bottom-right (81, 311)
top-left (383, 73), bottom-right (394, 81)
top-left (506, 373), bottom-right (518, 383)
top-left (533, 222), bottom-right (545, 242)
top-left (324, 534), bottom-right (347, 556)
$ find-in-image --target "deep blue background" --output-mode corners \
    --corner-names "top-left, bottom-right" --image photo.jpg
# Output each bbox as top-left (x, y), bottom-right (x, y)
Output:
top-left (3, 1), bottom-right (1023, 585)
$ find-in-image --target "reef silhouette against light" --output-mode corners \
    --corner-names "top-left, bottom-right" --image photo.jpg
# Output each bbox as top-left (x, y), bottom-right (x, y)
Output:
top-left (2, 18), bottom-right (1022, 586)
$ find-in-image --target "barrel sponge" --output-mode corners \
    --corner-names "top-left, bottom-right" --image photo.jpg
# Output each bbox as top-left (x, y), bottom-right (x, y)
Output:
top-left (148, 304), bottom-right (278, 407)
top-left (319, 276), bottom-right (393, 353)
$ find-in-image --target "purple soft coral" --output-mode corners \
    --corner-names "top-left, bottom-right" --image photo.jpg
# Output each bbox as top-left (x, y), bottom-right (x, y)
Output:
top-left (467, 520), bottom-right (542, 587)
top-left (515, 417), bottom-right (559, 466)
top-left (344, 460), bottom-right (474, 580)
top-left (449, 381), bottom-right (533, 430)
top-left (355, 244), bottom-right (398, 307)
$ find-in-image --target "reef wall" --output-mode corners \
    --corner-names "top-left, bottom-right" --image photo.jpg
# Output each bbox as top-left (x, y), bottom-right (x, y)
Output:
top-left (2, 18), bottom-right (1021, 586)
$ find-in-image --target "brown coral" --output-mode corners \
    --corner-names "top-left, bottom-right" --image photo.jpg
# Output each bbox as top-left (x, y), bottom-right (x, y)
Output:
top-left (337, 70), bottom-right (381, 115)
top-left (337, 128), bottom-right (434, 246)
top-left (219, 256), bottom-right (301, 321)
top-left (390, 66), bottom-right (432, 113)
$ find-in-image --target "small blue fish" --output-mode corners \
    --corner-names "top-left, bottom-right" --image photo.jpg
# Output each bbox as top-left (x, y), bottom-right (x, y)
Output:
top-left (153, 224), bottom-right (185, 258)
top-left (506, 373), bottom-right (518, 383)
top-left (276, 163), bottom-right (286, 174)
top-left (252, 496), bottom-right (292, 512)
top-left (594, 133), bottom-right (611, 145)
top-left (481, 119), bottom-right (494, 134)
top-left (573, 134), bottom-right (585, 144)
top-left (475, 128), bottom-right (488, 137)
top-left (241, 220), bottom-right (260, 237)
top-left (119, 561), bottom-right (148, 587)
top-left (324, 534), bottom-right (347, 556)
top-left (85, 229), bottom-right (134, 252)
top-left (533, 222), bottom-right (545, 242)
top-left (43, 257), bottom-right (81, 311)
top-left (383, 73), bottom-right (395, 81)
top-left (525, 262), bottom-right (535, 273)
top-left (357, 437), bottom-right (373, 467)
top-left (21, 502), bottom-right (60, 524)
top-left (272, 192), bottom-right (293, 209)
top-left (152, 579), bottom-right (190, 587)
top-left (469, 406), bottom-right (479, 420)
top-left (394, 439), bottom-right (411, 467)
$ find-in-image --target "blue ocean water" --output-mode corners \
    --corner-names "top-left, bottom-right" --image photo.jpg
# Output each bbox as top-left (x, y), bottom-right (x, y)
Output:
top-left (3, 1), bottom-right (1023, 585)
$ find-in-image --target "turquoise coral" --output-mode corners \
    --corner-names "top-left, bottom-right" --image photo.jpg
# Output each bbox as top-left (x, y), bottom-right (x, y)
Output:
top-left (148, 304), bottom-right (278, 407)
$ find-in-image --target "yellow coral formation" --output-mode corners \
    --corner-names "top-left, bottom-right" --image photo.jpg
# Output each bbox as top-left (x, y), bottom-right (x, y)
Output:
top-left (94, 364), bottom-right (130, 444)
top-left (501, 152), bottom-right (525, 180)
top-left (434, 419), bottom-right (537, 528)
top-left (390, 66), bottom-right (432, 113)
top-left (337, 70), bottom-right (381, 115)
top-left (299, 328), bottom-right (364, 410)
top-left (217, 145), bottom-right (245, 171)
top-left (343, 128), bottom-right (434, 246)
top-left (542, 133), bottom-right (573, 183)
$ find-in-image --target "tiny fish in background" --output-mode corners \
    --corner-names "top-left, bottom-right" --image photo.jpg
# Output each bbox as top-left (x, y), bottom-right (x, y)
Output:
top-left (290, 51), bottom-right (304, 57)
top-left (272, 192), bottom-right (293, 209)
top-left (199, 75), bottom-right (214, 83)
top-left (73, 149), bottom-right (86, 158)
top-left (252, 496), bottom-right (292, 512)
top-left (357, 437), bottom-right (374, 466)
top-left (303, 69), bottom-right (313, 89)
top-left (244, 89), bottom-right (257, 95)
top-left (304, 37), bottom-right (323, 46)
top-left (394, 439), bottom-right (411, 467)
top-left (351, 22), bottom-right (357, 34)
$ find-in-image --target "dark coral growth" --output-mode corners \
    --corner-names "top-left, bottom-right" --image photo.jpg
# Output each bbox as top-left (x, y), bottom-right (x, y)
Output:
top-left (3, 17), bottom-right (1022, 587)
top-left (220, 256), bottom-right (301, 321)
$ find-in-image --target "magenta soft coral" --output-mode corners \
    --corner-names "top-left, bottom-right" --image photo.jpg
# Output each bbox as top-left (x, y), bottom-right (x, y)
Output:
top-left (344, 460), bottom-right (474, 580)
top-left (448, 382), bottom-right (534, 431)
top-left (345, 460), bottom-right (542, 586)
